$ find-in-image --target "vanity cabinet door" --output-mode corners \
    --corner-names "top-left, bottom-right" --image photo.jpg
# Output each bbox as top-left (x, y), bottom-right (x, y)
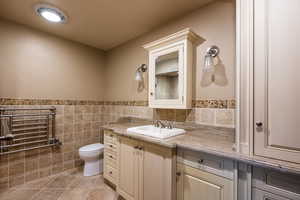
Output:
top-left (117, 136), bottom-right (139, 200)
top-left (177, 164), bottom-right (233, 200)
top-left (254, 0), bottom-right (300, 163)
top-left (139, 142), bottom-right (175, 200)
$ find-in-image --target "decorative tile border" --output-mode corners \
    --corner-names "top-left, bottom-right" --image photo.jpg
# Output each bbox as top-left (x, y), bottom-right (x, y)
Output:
top-left (0, 98), bottom-right (235, 108)
top-left (102, 101), bottom-right (148, 106)
top-left (192, 100), bottom-right (235, 109)
top-left (0, 98), bottom-right (103, 105)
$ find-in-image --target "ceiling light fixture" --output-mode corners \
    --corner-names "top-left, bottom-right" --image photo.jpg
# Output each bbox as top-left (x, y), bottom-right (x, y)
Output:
top-left (35, 4), bottom-right (67, 23)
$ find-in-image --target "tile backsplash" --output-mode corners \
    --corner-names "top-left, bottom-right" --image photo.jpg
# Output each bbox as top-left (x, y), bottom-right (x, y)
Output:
top-left (0, 98), bottom-right (235, 190)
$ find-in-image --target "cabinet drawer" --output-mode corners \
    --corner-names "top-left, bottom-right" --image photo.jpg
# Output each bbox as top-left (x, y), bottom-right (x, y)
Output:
top-left (252, 167), bottom-right (300, 197)
top-left (177, 148), bottom-right (235, 180)
top-left (104, 151), bottom-right (117, 167)
top-left (104, 164), bottom-right (117, 184)
top-left (105, 142), bottom-right (117, 153)
top-left (252, 188), bottom-right (296, 200)
top-left (104, 131), bottom-right (118, 144)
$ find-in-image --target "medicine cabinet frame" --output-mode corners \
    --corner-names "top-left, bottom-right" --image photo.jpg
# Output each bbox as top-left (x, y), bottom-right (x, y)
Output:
top-left (143, 28), bottom-right (201, 109)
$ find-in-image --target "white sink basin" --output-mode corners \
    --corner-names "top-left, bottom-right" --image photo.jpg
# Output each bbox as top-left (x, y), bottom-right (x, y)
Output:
top-left (127, 125), bottom-right (186, 139)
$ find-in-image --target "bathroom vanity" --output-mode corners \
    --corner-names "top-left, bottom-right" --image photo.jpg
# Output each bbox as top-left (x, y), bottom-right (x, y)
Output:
top-left (103, 130), bottom-right (176, 200)
top-left (102, 121), bottom-right (300, 200)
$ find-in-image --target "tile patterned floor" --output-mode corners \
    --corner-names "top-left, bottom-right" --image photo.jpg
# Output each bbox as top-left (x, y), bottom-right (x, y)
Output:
top-left (0, 169), bottom-right (120, 200)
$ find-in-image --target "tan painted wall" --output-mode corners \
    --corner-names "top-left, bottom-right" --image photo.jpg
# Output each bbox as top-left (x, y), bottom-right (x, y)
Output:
top-left (104, 1), bottom-right (235, 101)
top-left (0, 19), bottom-right (105, 101)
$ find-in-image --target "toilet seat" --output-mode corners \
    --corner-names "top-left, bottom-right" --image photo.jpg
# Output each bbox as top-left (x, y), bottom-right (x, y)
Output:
top-left (79, 143), bottom-right (104, 153)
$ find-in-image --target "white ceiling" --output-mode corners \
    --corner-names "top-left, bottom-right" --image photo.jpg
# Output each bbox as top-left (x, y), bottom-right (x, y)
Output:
top-left (0, 0), bottom-right (213, 50)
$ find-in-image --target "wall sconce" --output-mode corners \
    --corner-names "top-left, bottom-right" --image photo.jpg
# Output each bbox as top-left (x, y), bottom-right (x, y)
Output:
top-left (203, 45), bottom-right (219, 72)
top-left (135, 64), bottom-right (147, 81)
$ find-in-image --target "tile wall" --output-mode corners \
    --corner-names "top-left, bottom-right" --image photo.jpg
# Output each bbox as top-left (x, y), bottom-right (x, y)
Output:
top-left (0, 102), bottom-right (103, 191)
top-left (0, 98), bottom-right (235, 190)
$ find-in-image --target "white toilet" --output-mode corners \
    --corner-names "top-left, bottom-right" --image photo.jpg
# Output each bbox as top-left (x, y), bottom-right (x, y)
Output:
top-left (79, 143), bottom-right (104, 176)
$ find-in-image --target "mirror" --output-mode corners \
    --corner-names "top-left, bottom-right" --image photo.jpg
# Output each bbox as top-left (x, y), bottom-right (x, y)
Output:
top-left (155, 51), bottom-right (179, 100)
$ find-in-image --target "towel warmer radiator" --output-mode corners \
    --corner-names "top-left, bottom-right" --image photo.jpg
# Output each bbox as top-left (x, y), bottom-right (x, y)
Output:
top-left (0, 107), bottom-right (61, 155)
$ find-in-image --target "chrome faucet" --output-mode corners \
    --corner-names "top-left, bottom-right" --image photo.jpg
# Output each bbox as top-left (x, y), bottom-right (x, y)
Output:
top-left (154, 120), bottom-right (166, 128)
top-left (166, 121), bottom-right (174, 129)
top-left (154, 120), bottom-right (174, 129)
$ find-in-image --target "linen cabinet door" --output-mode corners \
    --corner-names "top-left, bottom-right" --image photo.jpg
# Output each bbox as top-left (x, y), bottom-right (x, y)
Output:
top-left (177, 164), bottom-right (233, 200)
top-left (140, 142), bottom-right (175, 200)
top-left (117, 136), bottom-right (139, 200)
top-left (254, 0), bottom-right (300, 163)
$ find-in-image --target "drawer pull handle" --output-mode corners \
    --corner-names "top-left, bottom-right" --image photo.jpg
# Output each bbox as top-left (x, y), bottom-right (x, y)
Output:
top-left (176, 172), bottom-right (181, 176)
top-left (110, 134), bottom-right (113, 137)
top-left (134, 146), bottom-right (139, 149)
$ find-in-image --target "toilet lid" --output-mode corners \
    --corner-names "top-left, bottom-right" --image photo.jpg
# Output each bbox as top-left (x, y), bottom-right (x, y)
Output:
top-left (79, 143), bottom-right (104, 152)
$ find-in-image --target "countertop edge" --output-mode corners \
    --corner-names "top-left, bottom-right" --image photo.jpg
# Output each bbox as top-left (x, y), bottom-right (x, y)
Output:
top-left (103, 127), bottom-right (300, 175)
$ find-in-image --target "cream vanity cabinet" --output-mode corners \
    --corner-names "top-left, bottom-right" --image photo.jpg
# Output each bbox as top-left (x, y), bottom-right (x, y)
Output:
top-left (253, 0), bottom-right (300, 163)
top-left (143, 28), bottom-right (201, 109)
top-left (176, 149), bottom-right (235, 200)
top-left (103, 130), bottom-right (176, 200)
top-left (117, 136), bottom-right (176, 200)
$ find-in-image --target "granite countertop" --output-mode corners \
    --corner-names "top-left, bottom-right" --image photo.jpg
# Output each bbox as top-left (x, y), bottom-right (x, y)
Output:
top-left (102, 120), bottom-right (300, 175)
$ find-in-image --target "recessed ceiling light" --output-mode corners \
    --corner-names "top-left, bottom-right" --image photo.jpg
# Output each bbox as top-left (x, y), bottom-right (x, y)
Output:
top-left (35, 4), bottom-right (67, 23)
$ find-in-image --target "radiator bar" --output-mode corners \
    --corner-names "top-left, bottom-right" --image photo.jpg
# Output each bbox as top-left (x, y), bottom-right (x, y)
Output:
top-left (13, 135), bottom-right (48, 142)
top-left (13, 131), bottom-right (48, 137)
top-left (12, 126), bottom-right (47, 132)
top-left (13, 122), bottom-right (48, 127)
top-left (1, 139), bottom-right (49, 148)
top-left (13, 118), bottom-right (48, 123)
top-left (0, 142), bottom-right (60, 155)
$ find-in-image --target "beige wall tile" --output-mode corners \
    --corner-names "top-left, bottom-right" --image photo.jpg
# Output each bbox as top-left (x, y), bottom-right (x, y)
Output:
top-left (0, 177), bottom-right (9, 191)
top-left (9, 174), bottom-right (24, 187)
top-left (215, 109), bottom-right (235, 127)
top-left (195, 108), bottom-right (215, 126)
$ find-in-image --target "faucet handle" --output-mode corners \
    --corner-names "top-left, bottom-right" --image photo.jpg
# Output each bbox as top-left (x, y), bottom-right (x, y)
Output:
top-left (153, 120), bottom-right (159, 127)
top-left (166, 121), bottom-right (174, 129)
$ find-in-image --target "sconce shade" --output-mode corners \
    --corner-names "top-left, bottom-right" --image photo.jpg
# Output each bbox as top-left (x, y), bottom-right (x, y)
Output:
top-left (135, 70), bottom-right (143, 81)
top-left (203, 55), bottom-right (214, 73)
top-left (135, 64), bottom-right (147, 81)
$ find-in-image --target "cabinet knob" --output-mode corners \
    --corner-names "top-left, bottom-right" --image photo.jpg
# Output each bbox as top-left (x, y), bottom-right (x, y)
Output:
top-left (256, 122), bottom-right (263, 127)
top-left (150, 92), bottom-right (154, 96)
top-left (198, 159), bottom-right (204, 164)
top-left (176, 172), bottom-right (181, 176)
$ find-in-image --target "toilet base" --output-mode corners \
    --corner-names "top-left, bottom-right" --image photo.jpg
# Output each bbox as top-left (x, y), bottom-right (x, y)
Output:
top-left (83, 159), bottom-right (103, 176)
